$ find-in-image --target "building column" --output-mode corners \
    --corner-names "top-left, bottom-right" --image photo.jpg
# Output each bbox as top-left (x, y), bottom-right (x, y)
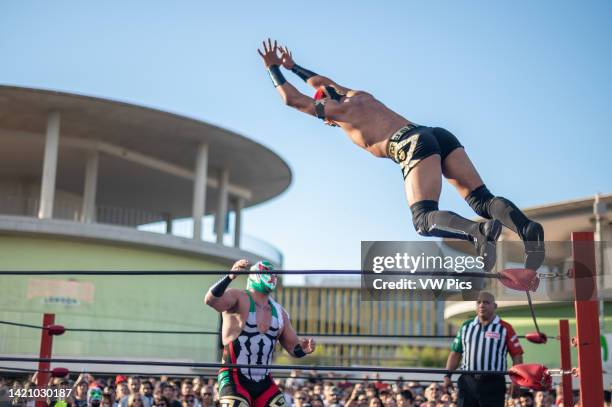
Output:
top-left (192, 144), bottom-right (209, 241)
top-left (38, 111), bottom-right (61, 219)
top-left (163, 213), bottom-right (173, 234)
top-left (594, 194), bottom-right (607, 331)
top-left (233, 197), bottom-right (244, 248)
top-left (215, 169), bottom-right (229, 244)
top-left (81, 149), bottom-right (99, 223)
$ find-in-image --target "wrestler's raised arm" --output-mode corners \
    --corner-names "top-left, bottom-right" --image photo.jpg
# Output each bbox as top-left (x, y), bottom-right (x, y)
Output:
top-left (279, 45), bottom-right (352, 94)
top-left (204, 259), bottom-right (248, 312)
top-left (258, 38), bottom-right (341, 117)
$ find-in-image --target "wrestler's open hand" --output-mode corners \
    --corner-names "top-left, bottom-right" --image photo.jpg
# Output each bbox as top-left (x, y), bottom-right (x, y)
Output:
top-left (299, 338), bottom-right (316, 354)
top-left (279, 46), bottom-right (295, 70)
top-left (229, 259), bottom-right (250, 280)
top-left (257, 38), bottom-right (282, 68)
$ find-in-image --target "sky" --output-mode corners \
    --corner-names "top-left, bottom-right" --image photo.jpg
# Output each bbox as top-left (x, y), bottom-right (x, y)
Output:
top-left (1, 1), bottom-right (611, 273)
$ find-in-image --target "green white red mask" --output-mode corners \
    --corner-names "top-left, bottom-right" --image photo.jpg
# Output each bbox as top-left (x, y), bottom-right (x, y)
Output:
top-left (246, 260), bottom-right (277, 293)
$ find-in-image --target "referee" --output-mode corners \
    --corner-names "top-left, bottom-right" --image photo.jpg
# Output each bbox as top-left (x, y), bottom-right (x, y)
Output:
top-left (444, 291), bottom-right (523, 407)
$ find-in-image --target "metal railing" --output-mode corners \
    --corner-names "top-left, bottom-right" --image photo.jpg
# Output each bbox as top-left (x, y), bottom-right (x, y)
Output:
top-left (0, 195), bottom-right (283, 265)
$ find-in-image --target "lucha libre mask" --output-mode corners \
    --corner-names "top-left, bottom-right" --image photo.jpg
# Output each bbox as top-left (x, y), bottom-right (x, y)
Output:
top-left (246, 260), bottom-right (277, 293)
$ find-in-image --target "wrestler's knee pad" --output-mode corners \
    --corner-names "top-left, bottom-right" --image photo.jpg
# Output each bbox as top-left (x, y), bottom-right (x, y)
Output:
top-left (219, 396), bottom-right (250, 407)
top-left (465, 185), bottom-right (494, 219)
top-left (409, 200), bottom-right (438, 236)
top-left (265, 393), bottom-right (287, 407)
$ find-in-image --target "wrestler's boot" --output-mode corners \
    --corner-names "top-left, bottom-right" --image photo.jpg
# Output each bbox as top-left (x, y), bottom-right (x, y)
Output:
top-left (466, 185), bottom-right (546, 271)
top-left (471, 219), bottom-right (503, 272)
top-left (522, 221), bottom-right (545, 271)
top-left (410, 200), bottom-right (502, 271)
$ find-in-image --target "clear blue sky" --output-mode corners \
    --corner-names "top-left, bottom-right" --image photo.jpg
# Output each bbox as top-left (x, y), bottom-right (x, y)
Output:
top-left (2, 1), bottom-right (611, 271)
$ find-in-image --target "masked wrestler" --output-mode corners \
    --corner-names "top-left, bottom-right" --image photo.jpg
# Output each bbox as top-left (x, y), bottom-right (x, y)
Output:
top-left (257, 39), bottom-right (545, 272)
top-left (205, 259), bottom-right (315, 407)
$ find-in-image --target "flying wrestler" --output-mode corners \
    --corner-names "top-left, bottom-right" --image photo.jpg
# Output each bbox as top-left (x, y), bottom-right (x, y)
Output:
top-left (257, 39), bottom-right (545, 272)
top-left (204, 259), bottom-right (315, 407)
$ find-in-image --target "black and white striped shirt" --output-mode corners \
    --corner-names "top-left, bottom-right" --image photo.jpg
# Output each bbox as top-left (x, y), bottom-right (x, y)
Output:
top-left (451, 315), bottom-right (523, 372)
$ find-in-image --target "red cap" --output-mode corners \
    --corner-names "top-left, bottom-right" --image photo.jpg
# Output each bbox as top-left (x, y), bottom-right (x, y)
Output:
top-left (51, 367), bottom-right (69, 377)
top-left (115, 375), bottom-right (127, 384)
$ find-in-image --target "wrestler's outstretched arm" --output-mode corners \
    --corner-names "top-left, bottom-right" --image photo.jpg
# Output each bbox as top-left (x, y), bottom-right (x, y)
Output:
top-left (204, 259), bottom-right (248, 312)
top-left (278, 310), bottom-right (316, 358)
top-left (258, 38), bottom-right (320, 116)
top-left (258, 38), bottom-right (348, 122)
top-left (279, 45), bottom-right (352, 94)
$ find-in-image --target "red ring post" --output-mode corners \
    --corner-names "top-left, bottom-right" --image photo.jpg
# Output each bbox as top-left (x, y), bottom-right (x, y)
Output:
top-left (558, 319), bottom-right (574, 407)
top-left (36, 313), bottom-right (55, 407)
top-left (571, 231), bottom-right (604, 407)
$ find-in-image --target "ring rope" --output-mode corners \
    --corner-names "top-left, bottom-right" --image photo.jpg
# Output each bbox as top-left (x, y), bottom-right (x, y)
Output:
top-left (0, 356), bottom-right (507, 376)
top-left (0, 269), bottom-right (558, 278)
top-left (0, 366), bottom-right (513, 384)
top-left (0, 320), bottom-right (538, 340)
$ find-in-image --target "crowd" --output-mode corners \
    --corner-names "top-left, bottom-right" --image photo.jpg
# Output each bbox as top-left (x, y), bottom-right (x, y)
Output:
top-left (1, 371), bottom-right (591, 407)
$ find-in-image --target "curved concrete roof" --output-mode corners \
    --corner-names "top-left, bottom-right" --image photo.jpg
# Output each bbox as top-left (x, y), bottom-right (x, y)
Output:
top-left (0, 85), bottom-right (291, 217)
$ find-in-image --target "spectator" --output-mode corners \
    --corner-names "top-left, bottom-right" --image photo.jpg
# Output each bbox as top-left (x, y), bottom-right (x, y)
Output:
top-left (405, 383), bottom-right (422, 398)
top-left (88, 387), bottom-right (103, 407)
top-left (156, 382), bottom-right (180, 407)
top-left (534, 391), bottom-right (553, 407)
top-left (127, 394), bottom-right (145, 407)
top-left (180, 394), bottom-right (196, 407)
top-left (102, 386), bottom-right (117, 407)
top-left (311, 397), bottom-right (324, 407)
top-left (519, 391), bottom-right (534, 407)
top-left (117, 382), bottom-right (131, 407)
top-left (423, 384), bottom-right (440, 405)
top-left (294, 390), bottom-right (310, 407)
top-left (368, 397), bottom-right (383, 407)
top-left (126, 377), bottom-right (151, 407)
top-left (73, 375), bottom-right (90, 407)
top-left (192, 378), bottom-right (203, 397)
top-left (345, 385), bottom-right (364, 407)
top-left (287, 371), bottom-right (306, 391)
top-left (198, 386), bottom-right (214, 407)
top-left (141, 382), bottom-right (154, 407)
top-left (0, 378), bottom-right (8, 407)
top-left (395, 390), bottom-right (414, 407)
top-left (153, 396), bottom-right (171, 407)
top-left (128, 378), bottom-right (141, 395)
top-left (325, 387), bottom-right (342, 407)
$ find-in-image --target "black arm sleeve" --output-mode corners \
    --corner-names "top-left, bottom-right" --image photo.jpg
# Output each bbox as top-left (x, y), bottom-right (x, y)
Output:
top-left (210, 275), bottom-right (233, 297)
top-left (293, 344), bottom-right (306, 358)
top-left (291, 64), bottom-right (317, 82)
top-left (268, 65), bottom-right (287, 87)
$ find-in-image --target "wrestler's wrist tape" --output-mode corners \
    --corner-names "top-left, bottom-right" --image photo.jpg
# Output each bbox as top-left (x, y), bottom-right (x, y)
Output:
top-left (290, 63), bottom-right (317, 82)
top-left (293, 343), bottom-right (306, 358)
top-left (268, 65), bottom-right (286, 87)
top-left (211, 275), bottom-right (233, 297)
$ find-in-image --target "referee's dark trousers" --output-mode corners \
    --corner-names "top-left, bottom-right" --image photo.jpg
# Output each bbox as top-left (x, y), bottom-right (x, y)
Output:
top-left (457, 374), bottom-right (506, 407)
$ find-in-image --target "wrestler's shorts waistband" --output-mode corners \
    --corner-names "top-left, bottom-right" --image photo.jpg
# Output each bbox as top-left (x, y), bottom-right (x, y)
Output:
top-left (387, 123), bottom-right (424, 163)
